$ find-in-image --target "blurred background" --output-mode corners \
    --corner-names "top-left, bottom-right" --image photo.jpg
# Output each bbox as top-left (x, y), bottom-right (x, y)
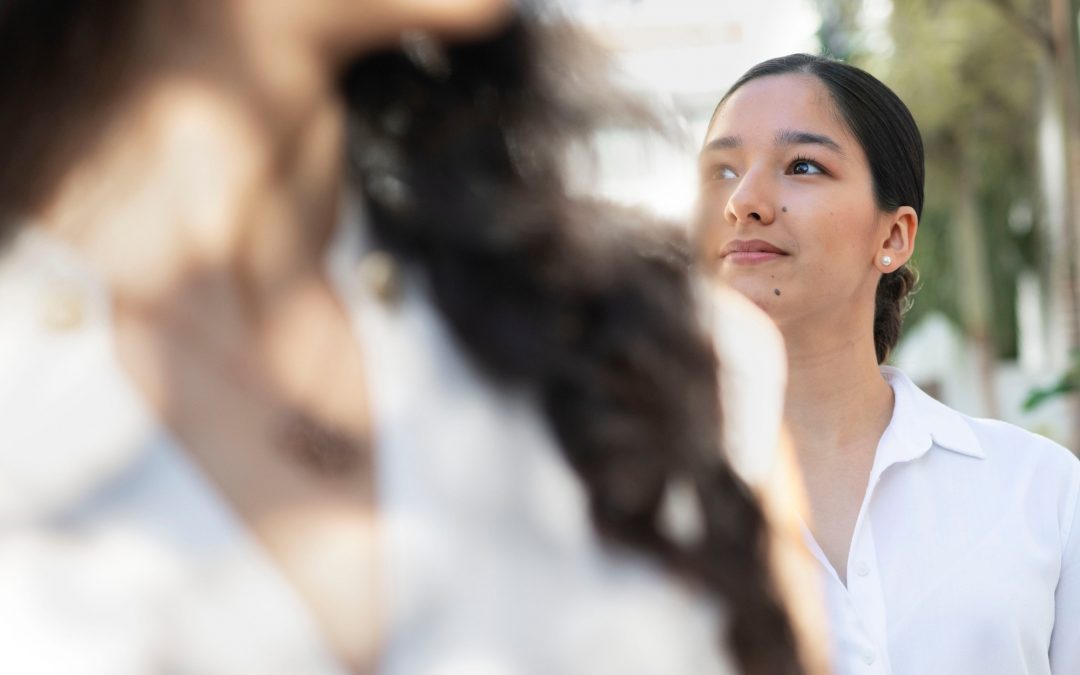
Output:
top-left (562, 0), bottom-right (1080, 452)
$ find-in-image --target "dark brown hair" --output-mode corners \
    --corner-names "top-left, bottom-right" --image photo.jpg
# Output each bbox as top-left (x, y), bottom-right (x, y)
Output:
top-left (715, 54), bottom-right (924, 363)
top-left (0, 6), bottom-right (803, 673)
top-left (343, 21), bottom-right (802, 673)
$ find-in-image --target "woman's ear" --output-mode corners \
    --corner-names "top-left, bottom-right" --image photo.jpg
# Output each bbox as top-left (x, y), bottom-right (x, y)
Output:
top-left (875, 205), bottom-right (918, 272)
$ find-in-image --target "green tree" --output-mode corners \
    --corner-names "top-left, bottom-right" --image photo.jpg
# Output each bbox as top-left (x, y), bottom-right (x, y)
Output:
top-left (826, 0), bottom-right (1080, 446)
top-left (867, 0), bottom-right (1042, 417)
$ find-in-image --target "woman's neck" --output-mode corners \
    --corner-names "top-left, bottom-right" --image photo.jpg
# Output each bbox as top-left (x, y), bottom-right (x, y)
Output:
top-left (781, 316), bottom-right (895, 467)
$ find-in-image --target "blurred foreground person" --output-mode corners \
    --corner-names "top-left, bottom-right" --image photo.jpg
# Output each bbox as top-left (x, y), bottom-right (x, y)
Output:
top-left (0, 2), bottom-right (809, 674)
top-left (696, 53), bottom-right (1080, 674)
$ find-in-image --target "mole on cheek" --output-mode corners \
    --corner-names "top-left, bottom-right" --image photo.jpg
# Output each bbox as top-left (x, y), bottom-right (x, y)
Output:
top-left (782, 206), bottom-right (788, 213)
top-left (774, 289), bottom-right (781, 296)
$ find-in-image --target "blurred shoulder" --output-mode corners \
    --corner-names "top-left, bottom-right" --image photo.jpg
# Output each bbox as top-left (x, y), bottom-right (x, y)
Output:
top-left (966, 412), bottom-right (1080, 482)
top-left (696, 280), bottom-right (787, 486)
top-left (702, 281), bottom-right (786, 376)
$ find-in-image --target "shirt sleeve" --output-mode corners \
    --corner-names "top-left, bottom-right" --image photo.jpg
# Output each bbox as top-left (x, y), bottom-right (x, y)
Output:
top-left (1051, 462), bottom-right (1080, 674)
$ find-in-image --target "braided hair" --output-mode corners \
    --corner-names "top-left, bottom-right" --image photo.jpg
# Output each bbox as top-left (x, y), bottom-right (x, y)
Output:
top-left (344, 18), bottom-right (802, 675)
top-left (0, 5), bottom-right (804, 672)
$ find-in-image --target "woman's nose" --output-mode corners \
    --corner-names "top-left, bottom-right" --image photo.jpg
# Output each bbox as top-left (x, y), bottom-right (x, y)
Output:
top-left (725, 171), bottom-right (775, 226)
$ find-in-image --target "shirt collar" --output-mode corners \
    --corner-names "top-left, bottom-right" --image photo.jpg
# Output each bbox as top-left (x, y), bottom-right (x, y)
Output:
top-left (877, 366), bottom-right (985, 468)
top-left (0, 227), bottom-right (158, 521)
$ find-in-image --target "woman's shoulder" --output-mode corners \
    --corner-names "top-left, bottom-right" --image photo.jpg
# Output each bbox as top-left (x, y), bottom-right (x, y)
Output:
top-left (907, 373), bottom-right (1080, 522)
top-left (964, 413), bottom-right (1080, 519)
top-left (965, 413), bottom-right (1077, 467)
top-left (932, 388), bottom-right (1080, 480)
top-left (887, 367), bottom-right (1079, 529)
top-left (888, 367), bottom-right (1076, 470)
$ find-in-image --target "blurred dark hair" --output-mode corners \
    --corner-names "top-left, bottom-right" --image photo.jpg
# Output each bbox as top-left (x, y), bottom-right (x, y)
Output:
top-left (0, 5), bottom-right (803, 672)
top-left (715, 54), bottom-right (924, 364)
top-left (0, 2), bottom-right (153, 221)
top-left (345, 19), bottom-right (802, 674)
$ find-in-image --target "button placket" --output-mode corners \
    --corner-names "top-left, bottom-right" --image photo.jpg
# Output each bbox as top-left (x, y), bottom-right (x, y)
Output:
top-left (862, 647), bottom-right (877, 665)
top-left (846, 512), bottom-right (890, 673)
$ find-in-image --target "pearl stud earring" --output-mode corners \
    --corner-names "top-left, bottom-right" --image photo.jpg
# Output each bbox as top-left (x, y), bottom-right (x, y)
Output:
top-left (882, 256), bottom-right (893, 266)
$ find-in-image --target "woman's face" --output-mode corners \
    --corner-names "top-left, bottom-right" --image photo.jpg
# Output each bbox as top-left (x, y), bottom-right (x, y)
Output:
top-left (694, 73), bottom-right (911, 330)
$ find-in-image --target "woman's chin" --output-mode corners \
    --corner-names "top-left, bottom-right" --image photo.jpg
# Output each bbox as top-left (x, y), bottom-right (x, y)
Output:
top-left (719, 278), bottom-right (786, 313)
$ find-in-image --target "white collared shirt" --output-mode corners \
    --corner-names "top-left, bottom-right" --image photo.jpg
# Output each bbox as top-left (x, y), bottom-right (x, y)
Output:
top-left (813, 366), bottom-right (1080, 675)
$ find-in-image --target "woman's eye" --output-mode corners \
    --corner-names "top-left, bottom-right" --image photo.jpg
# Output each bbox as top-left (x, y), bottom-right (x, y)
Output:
top-left (710, 166), bottom-right (737, 180)
top-left (791, 160), bottom-right (823, 175)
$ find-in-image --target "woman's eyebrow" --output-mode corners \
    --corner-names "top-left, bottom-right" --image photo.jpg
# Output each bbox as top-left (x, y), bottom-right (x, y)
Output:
top-left (703, 130), bottom-right (844, 155)
top-left (775, 129), bottom-right (844, 154)
top-left (703, 135), bottom-right (741, 151)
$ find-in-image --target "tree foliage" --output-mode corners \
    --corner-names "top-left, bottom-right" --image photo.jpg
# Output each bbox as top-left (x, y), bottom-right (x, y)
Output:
top-left (818, 0), bottom-right (1046, 360)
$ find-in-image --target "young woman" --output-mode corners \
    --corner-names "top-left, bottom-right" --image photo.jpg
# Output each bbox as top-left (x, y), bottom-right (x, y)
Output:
top-left (695, 53), bottom-right (1080, 674)
top-left (0, 3), bottom-right (809, 674)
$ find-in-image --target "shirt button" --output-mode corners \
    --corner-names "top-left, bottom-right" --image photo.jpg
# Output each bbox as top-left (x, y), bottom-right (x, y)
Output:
top-left (862, 648), bottom-right (876, 665)
top-left (40, 286), bottom-right (86, 332)
top-left (356, 251), bottom-right (402, 304)
top-left (855, 561), bottom-right (870, 577)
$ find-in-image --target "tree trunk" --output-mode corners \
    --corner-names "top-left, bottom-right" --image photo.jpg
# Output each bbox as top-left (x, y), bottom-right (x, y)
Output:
top-left (953, 154), bottom-right (1001, 418)
top-left (1048, 0), bottom-right (1080, 451)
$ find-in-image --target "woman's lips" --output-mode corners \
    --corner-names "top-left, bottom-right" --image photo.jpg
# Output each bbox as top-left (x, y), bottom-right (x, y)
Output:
top-left (725, 251), bottom-right (787, 264)
top-left (719, 239), bottom-right (790, 265)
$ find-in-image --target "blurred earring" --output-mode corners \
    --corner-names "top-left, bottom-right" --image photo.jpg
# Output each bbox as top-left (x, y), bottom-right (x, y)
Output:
top-left (882, 255), bottom-right (893, 267)
top-left (402, 30), bottom-right (450, 79)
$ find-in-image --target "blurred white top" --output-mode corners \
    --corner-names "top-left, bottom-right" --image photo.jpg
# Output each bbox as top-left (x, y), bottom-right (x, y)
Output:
top-left (0, 209), bottom-right (789, 674)
top-left (701, 283), bottom-right (787, 487)
top-left (812, 367), bottom-right (1080, 675)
